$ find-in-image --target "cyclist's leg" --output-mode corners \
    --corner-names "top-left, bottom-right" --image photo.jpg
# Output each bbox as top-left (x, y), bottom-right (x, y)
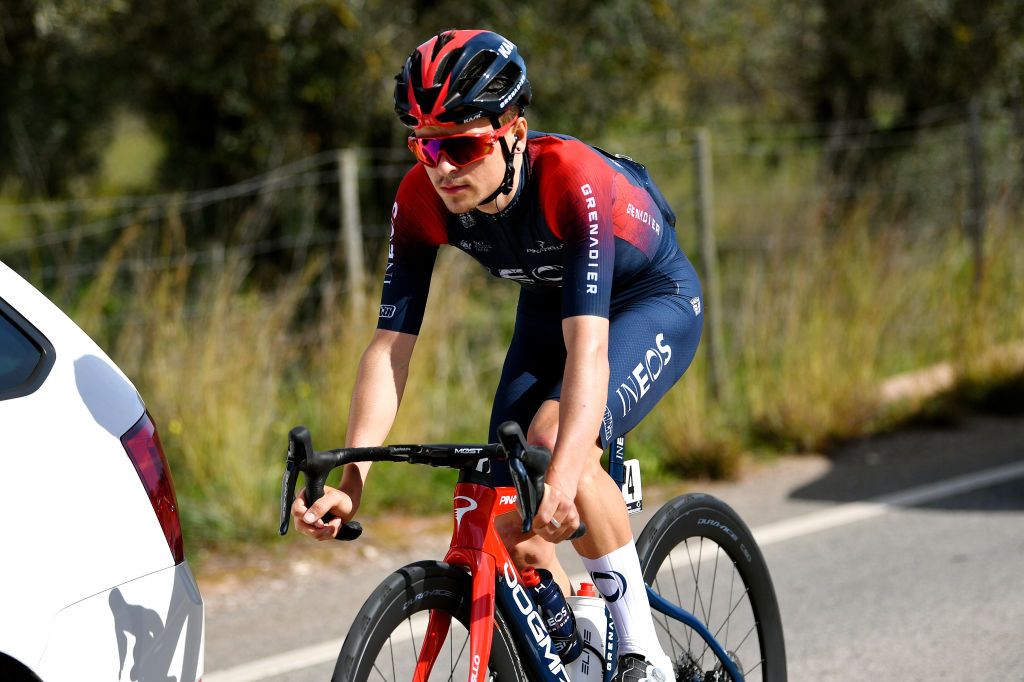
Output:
top-left (488, 291), bottom-right (573, 593)
top-left (536, 293), bottom-right (702, 677)
top-left (528, 292), bottom-right (703, 554)
top-left (526, 400), bottom-right (633, 559)
top-left (528, 398), bottom-right (675, 677)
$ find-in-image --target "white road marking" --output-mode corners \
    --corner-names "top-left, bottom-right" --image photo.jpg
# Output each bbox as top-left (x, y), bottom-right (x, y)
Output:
top-left (203, 639), bottom-right (343, 682)
top-left (751, 459), bottom-right (1024, 547)
top-left (205, 460), bottom-right (1024, 682)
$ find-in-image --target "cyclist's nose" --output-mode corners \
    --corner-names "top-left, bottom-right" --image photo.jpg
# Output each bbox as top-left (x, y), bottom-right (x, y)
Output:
top-left (435, 154), bottom-right (460, 175)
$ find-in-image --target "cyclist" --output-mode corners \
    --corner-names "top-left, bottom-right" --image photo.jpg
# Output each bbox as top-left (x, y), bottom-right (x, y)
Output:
top-left (293, 29), bottom-right (703, 682)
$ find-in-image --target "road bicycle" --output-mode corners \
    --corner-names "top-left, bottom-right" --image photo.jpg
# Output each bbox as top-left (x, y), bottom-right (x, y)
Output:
top-left (279, 421), bottom-right (786, 681)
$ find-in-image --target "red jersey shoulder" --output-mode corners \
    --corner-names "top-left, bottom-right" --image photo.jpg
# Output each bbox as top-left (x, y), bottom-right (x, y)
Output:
top-left (393, 164), bottom-right (449, 247)
top-left (528, 135), bottom-right (614, 180)
top-left (529, 135), bottom-right (616, 239)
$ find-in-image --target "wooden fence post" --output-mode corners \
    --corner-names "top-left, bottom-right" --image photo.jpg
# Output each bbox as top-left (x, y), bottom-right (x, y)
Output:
top-left (964, 97), bottom-right (987, 291)
top-left (338, 148), bottom-right (366, 316)
top-left (693, 128), bottom-right (728, 402)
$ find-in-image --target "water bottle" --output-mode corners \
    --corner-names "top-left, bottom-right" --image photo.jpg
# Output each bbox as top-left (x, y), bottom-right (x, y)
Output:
top-left (567, 582), bottom-right (614, 682)
top-left (521, 567), bottom-right (582, 663)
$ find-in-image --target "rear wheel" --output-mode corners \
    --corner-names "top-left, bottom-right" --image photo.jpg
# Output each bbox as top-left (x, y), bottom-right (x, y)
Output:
top-left (636, 494), bottom-right (787, 681)
top-left (335, 560), bottom-right (524, 681)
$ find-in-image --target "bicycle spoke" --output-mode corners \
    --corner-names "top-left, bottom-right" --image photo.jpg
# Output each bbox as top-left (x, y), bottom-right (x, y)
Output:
top-left (703, 544), bottom-right (721, 664)
top-left (651, 578), bottom-right (691, 656)
top-left (448, 621), bottom-right (454, 681)
top-left (408, 617), bottom-right (418, 661)
top-left (710, 587), bottom-right (751, 643)
top-left (388, 632), bottom-right (397, 680)
top-left (684, 539), bottom-right (711, 633)
top-left (363, 613), bottom-right (496, 681)
top-left (691, 539), bottom-right (712, 626)
top-left (730, 621), bottom-right (756, 656)
top-left (725, 556), bottom-right (736, 650)
top-left (668, 549), bottom-right (695, 654)
top-left (449, 628), bottom-right (471, 681)
top-left (708, 544), bottom-right (720, 625)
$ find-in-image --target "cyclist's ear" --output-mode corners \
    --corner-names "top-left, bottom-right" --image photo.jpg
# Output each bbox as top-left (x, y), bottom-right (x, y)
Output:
top-left (512, 118), bottom-right (528, 150)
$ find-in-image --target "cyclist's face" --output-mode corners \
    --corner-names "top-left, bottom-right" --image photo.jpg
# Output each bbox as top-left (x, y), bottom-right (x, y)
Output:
top-left (416, 118), bottom-right (525, 214)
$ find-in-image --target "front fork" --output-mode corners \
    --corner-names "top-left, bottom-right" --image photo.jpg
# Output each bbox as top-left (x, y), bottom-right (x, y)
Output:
top-left (414, 549), bottom-right (496, 682)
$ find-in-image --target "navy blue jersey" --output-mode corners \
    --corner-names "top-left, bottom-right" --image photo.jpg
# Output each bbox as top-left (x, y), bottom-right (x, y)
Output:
top-left (378, 131), bottom-right (701, 334)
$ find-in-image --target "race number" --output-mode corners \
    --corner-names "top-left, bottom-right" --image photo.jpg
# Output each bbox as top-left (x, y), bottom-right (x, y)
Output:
top-left (621, 459), bottom-right (643, 514)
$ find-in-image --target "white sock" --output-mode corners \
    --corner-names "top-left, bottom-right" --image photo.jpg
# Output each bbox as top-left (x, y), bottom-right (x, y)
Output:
top-left (581, 539), bottom-right (668, 663)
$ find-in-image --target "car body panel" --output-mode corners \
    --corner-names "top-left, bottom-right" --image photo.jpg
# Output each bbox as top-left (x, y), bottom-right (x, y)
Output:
top-left (0, 262), bottom-right (203, 680)
top-left (36, 562), bottom-right (205, 682)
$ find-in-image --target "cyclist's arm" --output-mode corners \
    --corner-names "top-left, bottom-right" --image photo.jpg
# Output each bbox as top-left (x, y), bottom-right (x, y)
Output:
top-left (534, 143), bottom-right (616, 522)
top-left (547, 314), bottom-right (609, 501)
top-left (292, 328), bottom-right (417, 539)
top-left (535, 141), bottom-right (616, 488)
top-left (338, 328), bottom-right (419, 503)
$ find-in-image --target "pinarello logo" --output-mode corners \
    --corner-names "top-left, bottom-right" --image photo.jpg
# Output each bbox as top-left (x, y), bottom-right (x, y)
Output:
top-left (454, 496), bottom-right (478, 531)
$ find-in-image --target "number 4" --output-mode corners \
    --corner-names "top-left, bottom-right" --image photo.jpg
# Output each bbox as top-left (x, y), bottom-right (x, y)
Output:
top-left (621, 459), bottom-right (643, 514)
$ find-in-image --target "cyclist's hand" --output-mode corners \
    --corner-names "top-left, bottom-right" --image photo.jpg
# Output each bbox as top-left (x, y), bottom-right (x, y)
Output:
top-left (533, 482), bottom-right (579, 543)
top-left (292, 486), bottom-right (357, 541)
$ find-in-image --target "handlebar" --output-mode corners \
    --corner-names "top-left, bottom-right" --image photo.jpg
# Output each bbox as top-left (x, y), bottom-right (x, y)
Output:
top-left (279, 421), bottom-right (586, 542)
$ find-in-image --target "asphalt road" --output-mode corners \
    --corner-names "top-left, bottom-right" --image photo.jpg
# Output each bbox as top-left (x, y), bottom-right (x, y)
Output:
top-left (200, 414), bottom-right (1024, 681)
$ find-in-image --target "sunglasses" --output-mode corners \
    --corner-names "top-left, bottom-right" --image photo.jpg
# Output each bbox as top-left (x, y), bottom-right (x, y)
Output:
top-left (408, 117), bottom-right (518, 168)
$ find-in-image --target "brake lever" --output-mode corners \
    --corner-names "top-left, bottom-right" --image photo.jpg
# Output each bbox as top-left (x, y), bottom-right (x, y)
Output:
top-left (279, 459), bottom-right (299, 536)
top-left (508, 457), bottom-right (539, 534)
top-left (278, 427), bottom-right (309, 535)
top-left (498, 422), bottom-right (539, 534)
top-left (279, 426), bottom-right (364, 541)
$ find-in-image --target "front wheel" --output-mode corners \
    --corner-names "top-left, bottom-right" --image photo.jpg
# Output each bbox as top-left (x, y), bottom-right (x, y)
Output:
top-left (334, 560), bottom-right (525, 681)
top-left (636, 494), bottom-right (787, 682)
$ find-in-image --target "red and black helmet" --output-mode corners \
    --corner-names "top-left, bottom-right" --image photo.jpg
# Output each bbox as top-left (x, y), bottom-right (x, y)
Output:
top-left (394, 29), bottom-right (532, 128)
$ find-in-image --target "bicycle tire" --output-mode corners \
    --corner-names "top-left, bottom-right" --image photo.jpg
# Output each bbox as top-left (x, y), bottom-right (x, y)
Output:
top-left (636, 493), bottom-right (787, 682)
top-left (334, 560), bottom-right (525, 681)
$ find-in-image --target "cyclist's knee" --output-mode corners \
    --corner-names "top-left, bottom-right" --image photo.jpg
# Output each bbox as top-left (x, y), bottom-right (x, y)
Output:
top-left (496, 513), bottom-right (556, 567)
top-left (576, 451), bottom-right (611, 494)
top-left (510, 534), bottom-right (557, 567)
top-left (527, 400), bottom-right (559, 450)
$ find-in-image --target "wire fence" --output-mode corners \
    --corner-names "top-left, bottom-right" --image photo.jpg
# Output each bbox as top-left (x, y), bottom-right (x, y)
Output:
top-left (1, 106), bottom-right (1022, 328)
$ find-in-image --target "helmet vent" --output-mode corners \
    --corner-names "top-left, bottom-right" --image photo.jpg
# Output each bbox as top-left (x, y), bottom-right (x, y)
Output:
top-left (431, 29), bottom-right (457, 60)
top-left (477, 62), bottom-right (523, 102)
top-left (454, 52), bottom-right (497, 96)
top-left (432, 47), bottom-right (464, 87)
top-left (415, 86), bottom-right (441, 115)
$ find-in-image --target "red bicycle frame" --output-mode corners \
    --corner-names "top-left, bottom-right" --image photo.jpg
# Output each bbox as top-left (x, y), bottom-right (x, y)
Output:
top-left (414, 481), bottom-right (529, 682)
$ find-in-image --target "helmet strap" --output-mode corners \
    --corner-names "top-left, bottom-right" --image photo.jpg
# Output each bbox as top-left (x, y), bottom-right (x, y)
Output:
top-left (478, 116), bottom-right (518, 208)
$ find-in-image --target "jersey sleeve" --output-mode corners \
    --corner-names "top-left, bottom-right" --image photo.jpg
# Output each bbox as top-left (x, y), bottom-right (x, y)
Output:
top-left (377, 166), bottom-right (448, 335)
top-left (537, 144), bottom-right (616, 319)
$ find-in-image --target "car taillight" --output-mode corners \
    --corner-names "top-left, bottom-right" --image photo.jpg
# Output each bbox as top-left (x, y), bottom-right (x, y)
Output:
top-left (121, 413), bottom-right (185, 564)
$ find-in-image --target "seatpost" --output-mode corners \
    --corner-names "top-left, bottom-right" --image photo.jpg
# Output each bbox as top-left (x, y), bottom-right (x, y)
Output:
top-left (608, 436), bottom-right (627, 487)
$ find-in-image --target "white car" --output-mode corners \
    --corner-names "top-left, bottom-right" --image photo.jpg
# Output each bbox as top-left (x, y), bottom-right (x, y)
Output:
top-left (0, 261), bottom-right (204, 681)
